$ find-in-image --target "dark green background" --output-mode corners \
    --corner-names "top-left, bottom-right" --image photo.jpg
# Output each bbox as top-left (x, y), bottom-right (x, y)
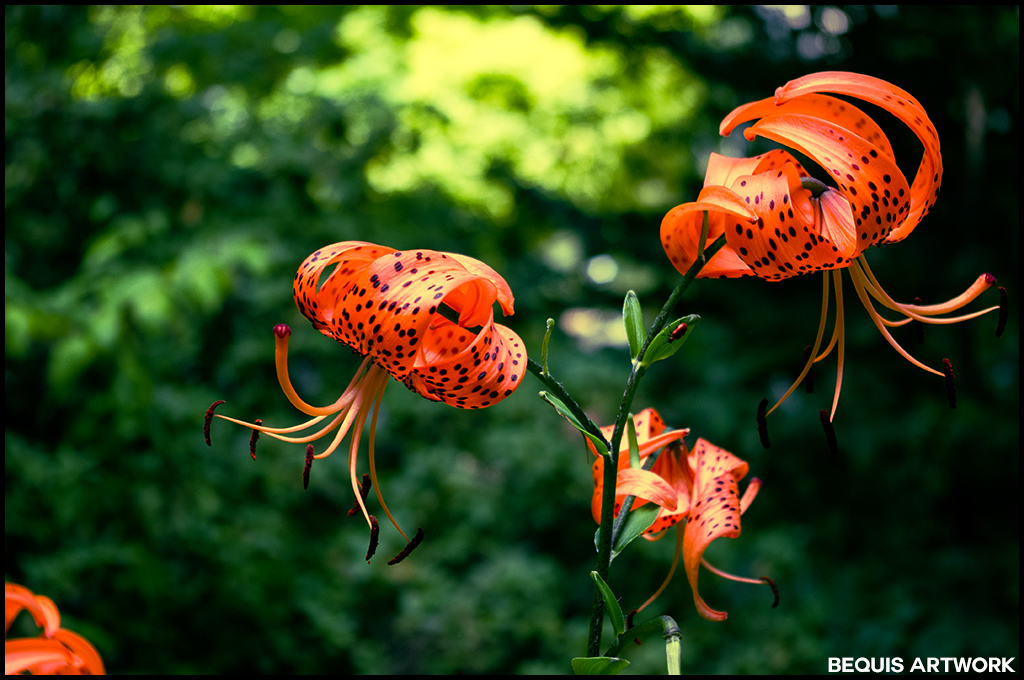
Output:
top-left (6, 6), bottom-right (1018, 674)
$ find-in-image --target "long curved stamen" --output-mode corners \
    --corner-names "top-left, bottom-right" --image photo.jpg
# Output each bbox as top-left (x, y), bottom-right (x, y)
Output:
top-left (855, 259), bottom-right (998, 324)
top-left (848, 264), bottom-right (944, 378)
top-left (275, 324), bottom-right (374, 416)
top-left (366, 377), bottom-right (410, 542)
top-left (347, 365), bottom-right (390, 527)
top-left (701, 557), bottom-right (780, 609)
top-left (814, 311), bottom-right (841, 362)
top-left (766, 273), bottom-right (831, 418)
top-left (216, 409), bottom-right (346, 443)
top-left (829, 270), bottom-right (846, 421)
top-left (636, 522), bottom-right (686, 613)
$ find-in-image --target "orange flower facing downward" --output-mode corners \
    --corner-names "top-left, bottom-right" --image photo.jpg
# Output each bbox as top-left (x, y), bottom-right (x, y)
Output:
top-left (208, 242), bottom-right (526, 561)
top-left (661, 72), bottom-right (1001, 437)
top-left (5, 583), bottom-right (105, 675)
top-left (589, 410), bottom-right (768, 621)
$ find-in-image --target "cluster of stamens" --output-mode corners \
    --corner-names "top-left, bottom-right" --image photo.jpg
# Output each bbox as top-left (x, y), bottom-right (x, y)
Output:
top-left (205, 324), bottom-right (424, 565)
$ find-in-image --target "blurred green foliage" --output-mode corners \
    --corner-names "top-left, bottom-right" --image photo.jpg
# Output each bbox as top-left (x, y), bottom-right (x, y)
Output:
top-left (5, 5), bottom-right (1018, 674)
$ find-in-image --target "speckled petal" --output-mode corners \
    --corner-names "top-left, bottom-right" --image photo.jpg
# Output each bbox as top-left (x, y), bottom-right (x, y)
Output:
top-left (661, 185), bottom-right (758, 279)
top-left (681, 438), bottom-right (750, 621)
top-left (773, 72), bottom-right (941, 243)
top-left (747, 113), bottom-right (911, 254)
top-left (726, 162), bottom-right (849, 281)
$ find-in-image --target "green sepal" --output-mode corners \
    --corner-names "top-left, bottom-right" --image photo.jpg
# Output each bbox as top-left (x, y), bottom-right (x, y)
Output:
top-left (641, 314), bottom-right (700, 368)
top-left (622, 290), bottom-right (645, 361)
top-left (539, 391), bottom-right (608, 457)
top-left (571, 657), bottom-right (631, 675)
top-left (590, 571), bottom-right (624, 638)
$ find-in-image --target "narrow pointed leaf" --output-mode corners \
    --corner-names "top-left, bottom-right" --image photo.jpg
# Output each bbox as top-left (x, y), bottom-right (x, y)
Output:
top-left (627, 416), bottom-right (641, 470)
top-left (611, 503), bottom-right (661, 562)
top-left (623, 291), bottom-right (645, 360)
top-left (642, 315), bottom-right (700, 367)
top-left (540, 391), bottom-right (609, 456)
top-left (590, 571), bottom-right (625, 637)
top-left (571, 657), bottom-right (631, 675)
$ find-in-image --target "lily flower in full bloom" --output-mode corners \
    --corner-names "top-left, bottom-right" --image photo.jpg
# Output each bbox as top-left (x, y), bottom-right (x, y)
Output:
top-left (589, 409), bottom-right (769, 621)
top-left (660, 72), bottom-right (1001, 439)
top-left (208, 242), bottom-right (526, 562)
top-left (5, 583), bottom-right (105, 675)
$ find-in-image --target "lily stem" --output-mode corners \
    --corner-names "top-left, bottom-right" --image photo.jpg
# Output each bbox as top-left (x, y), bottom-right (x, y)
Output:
top-left (587, 229), bottom-right (726, 657)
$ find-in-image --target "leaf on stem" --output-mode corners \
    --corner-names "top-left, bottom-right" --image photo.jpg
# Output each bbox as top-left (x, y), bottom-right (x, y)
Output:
top-left (622, 291), bottom-right (645, 361)
top-left (570, 657), bottom-right (631, 675)
top-left (540, 391), bottom-right (609, 456)
top-left (642, 315), bottom-right (701, 368)
top-left (590, 571), bottom-right (625, 638)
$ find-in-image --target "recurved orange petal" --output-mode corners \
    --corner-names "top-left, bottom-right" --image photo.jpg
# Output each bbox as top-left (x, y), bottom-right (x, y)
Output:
top-left (747, 113), bottom-right (911, 253)
top-left (681, 438), bottom-right (750, 621)
top-left (661, 185), bottom-right (757, 279)
top-left (726, 162), bottom-right (848, 280)
top-left (294, 241), bottom-right (396, 338)
top-left (774, 72), bottom-right (942, 242)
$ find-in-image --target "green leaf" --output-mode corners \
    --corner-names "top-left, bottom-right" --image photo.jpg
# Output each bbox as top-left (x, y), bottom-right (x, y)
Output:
top-left (627, 415), bottom-right (640, 470)
top-left (622, 290), bottom-right (645, 361)
top-left (642, 314), bottom-right (700, 368)
top-left (611, 503), bottom-right (660, 562)
top-left (571, 657), bottom-right (631, 675)
top-left (540, 391), bottom-right (609, 456)
top-left (590, 571), bottom-right (625, 638)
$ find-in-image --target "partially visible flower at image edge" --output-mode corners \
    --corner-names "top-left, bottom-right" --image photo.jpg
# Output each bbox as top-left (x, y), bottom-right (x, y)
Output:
top-left (207, 242), bottom-right (526, 562)
top-left (589, 409), bottom-right (771, 622)
top-left (660, 72), bottom-right (1002, 438)
top-left (5, 583), bottom-right (105, 675)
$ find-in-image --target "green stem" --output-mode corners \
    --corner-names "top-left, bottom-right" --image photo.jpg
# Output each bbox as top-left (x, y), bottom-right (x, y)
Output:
top-left (586, 230), bottom-right (726, 657)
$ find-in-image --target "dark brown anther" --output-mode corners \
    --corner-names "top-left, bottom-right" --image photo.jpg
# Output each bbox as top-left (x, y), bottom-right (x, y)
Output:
top-left (760, 575), bottom-right (780, 609)
top-left (348, 473), bottom-right (371, 517)
top-left (273, 323), bottom-right (292, 338)
top-left (802, 346), bottom-right (815, 394)
top-left (819, 410), bottom-right (838, 456)
top-left (388, 527), bottom-right (425, 565)
top-left (204, 400), bottom-right (226, 446)
top-left (249, 419), bottom-right (262, 460)
top-left (912, 297), bottom-right (925, 344)
top-left (942, 358), bottom-right (956, 409)
top-left (625, 609), bottom-right (642, 646)
top-left (668, 323), bottom-right (688, 343)
top-left (366, 515), bottom-right (380, 563)
top-left (996, 287), bottom-right (1008, 338)
top-left (303, 445), bottom-right (314, 490)
top-left (756, 399), bottom-right (770, 449)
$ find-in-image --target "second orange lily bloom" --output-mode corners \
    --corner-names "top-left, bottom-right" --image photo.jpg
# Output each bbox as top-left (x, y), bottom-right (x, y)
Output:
top-left (209, 242), bottom-right (526, 561)
top-left (661, 72), bottom-right (1000, 432)
top-left (589, 409), bottom-right (766, 621)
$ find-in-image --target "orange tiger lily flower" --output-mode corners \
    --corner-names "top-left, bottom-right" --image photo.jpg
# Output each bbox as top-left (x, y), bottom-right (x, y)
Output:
top-left (208, 242), bottom-right (526, 561)
top-left (589, 410), bottom-right (768, 621)
top-left (661, 72), bottom-right (1000, 435)
top-left (5, 583), bottom-right (105, 675)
